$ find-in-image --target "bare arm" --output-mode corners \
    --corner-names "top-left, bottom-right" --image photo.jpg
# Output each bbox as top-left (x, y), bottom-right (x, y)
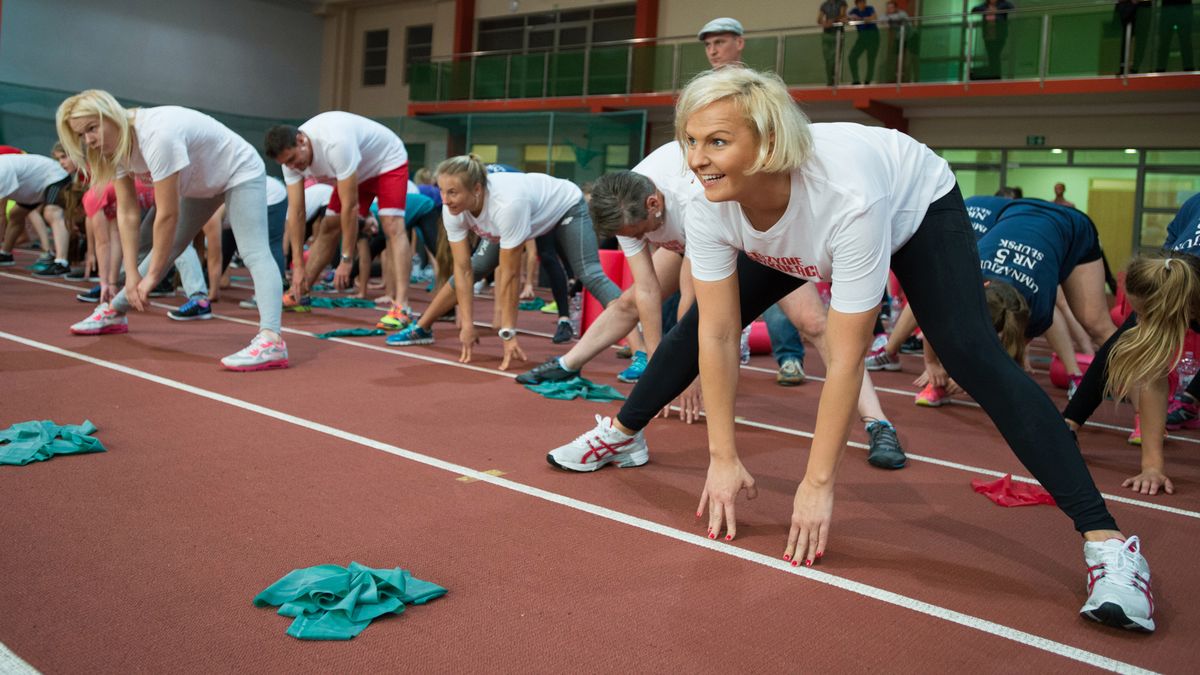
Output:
top-left (113, 177), bottom-right (147, 309)
top-left (496, 244), bottom-right (528, 370)
top-left (283, 181), bottom-right (307, 293)
top-left (626, 247), bottom-right (663, 355)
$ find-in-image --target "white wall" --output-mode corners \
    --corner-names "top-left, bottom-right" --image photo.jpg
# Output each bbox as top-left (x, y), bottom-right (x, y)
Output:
top-left (0, 0), bottom-right (323, 119)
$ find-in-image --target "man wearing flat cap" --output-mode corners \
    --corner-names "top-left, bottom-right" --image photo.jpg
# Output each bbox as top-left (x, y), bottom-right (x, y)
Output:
top-left (698, 17), bottom-right (745, 67)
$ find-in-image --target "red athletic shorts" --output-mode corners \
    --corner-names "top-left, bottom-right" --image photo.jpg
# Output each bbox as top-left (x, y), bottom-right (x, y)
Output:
top-left (326, 163), bottom-right (408, 218)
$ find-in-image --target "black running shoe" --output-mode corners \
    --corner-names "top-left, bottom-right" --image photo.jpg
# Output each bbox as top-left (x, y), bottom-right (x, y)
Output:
top-left (76, 285), bottom-right (102, 303)
top-left (552, 318), bottom-right (574, 344)
top-left (866, 420), bottom-right (906, 469)
top-left (65, 267), bottom-right (87, 280)
top-left (515, 358), bottom-right (578, 385)
top-left (899, 335), bottom-right (924, 354)
top-left (168, 296), bottom-right (213, 321)
top-left (0, 251), bottom-right (15, 266)
top-left (33, 261), bottom-right (70, 278)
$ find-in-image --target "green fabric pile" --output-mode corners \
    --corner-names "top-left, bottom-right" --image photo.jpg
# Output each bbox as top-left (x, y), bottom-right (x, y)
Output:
top-left (518, 297), bottom-right (546, 311)
top-left (253, 562), bottom-right (447, 640)
top-left (314, 328), bottom-right (388, 339)
top-left (0, 420), bottom-right (106, 466)
top-left (523, 376), bottom-right (626, 402)
top-left (309, 297), bottom-right (378, 309)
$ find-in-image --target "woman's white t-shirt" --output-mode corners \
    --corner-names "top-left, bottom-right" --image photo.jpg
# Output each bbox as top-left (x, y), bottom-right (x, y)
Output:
top-left (282, 111), bottom-right (407, 186)
top-left (0, 154), bottom-right (68, 204)
top-left (617, 142), bottom-right (702, 257)
top-left (687, 123), bottom-right (956, 314)
top-left (118, 106), bottom-right (264, 198)
top-left (443, 172), bottom-right (582, 249)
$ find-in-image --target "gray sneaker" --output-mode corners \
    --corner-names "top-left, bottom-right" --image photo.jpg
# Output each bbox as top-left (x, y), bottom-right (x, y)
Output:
top-left (516, 357), bottom-right (578, 385)
top-left (776, 358), bottom-right (806, 386)
top-left (865, 419), bottom-right (906, 469)
top-left (238, 296), bottom-right (258, 310)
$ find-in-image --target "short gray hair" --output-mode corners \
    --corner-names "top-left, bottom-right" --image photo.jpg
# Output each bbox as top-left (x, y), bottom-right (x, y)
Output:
top-left (588, 171), bottom-right (658, 240)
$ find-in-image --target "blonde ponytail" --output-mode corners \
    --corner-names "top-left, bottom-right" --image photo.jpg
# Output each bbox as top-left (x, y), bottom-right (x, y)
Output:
top-left (435, 153), bottom-right (489, 192)
top-left (1106, 251), bottom-right (1200, 400)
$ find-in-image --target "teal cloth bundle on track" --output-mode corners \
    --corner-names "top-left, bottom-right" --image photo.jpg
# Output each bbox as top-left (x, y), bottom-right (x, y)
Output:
top-left (524, 376), bottom-right (626, 402)
top-left (253, 562), bottom-right (447, 640)
top-left (314, 328), bottom-right (387, 339)
top-left (518, 297), bottom-right (546, 311)
top-left (309, 297), bottom-right (378, 309)
top-left (0, 420), bottom-right (105, 466)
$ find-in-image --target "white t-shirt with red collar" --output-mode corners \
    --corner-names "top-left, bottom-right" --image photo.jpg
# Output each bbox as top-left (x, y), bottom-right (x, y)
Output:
top-left (282, 111), bottom-right (407, 186)
top-left (443, 172), bottom-right (581, 249)
top-left (686, 122), bottom-right (956, 314)
top-left (617, 142), bottom-right (701, 257)
top-left (116, 106), bottom-right (264, 198)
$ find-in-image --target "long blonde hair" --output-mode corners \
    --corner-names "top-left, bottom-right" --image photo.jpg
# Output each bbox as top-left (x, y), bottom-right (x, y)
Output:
top-left (674, 67), bottom-right (812, 175)
top-left (1106, 250), bottom-right (1200, 400)
top-left (984, 280), bottom-right (1030, 364)
top-left (55, 89), bottom-right (134, 191)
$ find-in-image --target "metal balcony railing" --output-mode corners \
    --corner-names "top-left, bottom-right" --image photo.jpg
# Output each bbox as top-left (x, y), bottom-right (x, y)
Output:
top-left (407, 2), bottom-right (1197, 102)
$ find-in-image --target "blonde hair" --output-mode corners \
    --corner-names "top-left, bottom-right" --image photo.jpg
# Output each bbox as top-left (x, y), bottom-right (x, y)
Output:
top-left (674, 67), bottom-right (812, 174)
top-left (984, 280), bottom-right (1030, 365)
top-left (1106, 250), bottom-right (1200, 400)
top-left (55, 89), bottom-right (134, 190)
top-left (435, 154), bottom-right (488, 192)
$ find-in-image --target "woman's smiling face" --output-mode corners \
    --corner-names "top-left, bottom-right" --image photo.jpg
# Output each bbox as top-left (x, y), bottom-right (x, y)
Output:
top-left (684, 98), bottom-right (761, 204)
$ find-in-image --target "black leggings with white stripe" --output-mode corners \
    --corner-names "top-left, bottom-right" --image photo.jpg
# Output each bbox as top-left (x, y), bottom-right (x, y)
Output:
top-left (617, 184), bottom-right (1117, 535)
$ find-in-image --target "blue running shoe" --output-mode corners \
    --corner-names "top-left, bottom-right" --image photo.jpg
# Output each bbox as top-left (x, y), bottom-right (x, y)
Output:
top-left (617, 350), bottom-right (648, 383)
top-left (387, 324), bottom-right (434, 346)
top-left (168, 296), bottom-right (213, 321)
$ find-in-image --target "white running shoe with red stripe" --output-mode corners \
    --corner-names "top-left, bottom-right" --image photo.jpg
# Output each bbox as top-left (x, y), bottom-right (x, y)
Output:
top-left (220, 333), bottom-right (289, 372)
top-left (1080, 536), bottom-right (1155, 632)
top-left (547, 415), bottom-right (649, 472)
top-left (70, 302), bottom-right (128, 335)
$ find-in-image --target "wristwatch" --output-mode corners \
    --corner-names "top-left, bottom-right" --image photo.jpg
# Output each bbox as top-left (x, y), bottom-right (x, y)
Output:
top-left (340, 254), bottom-right (353, 264)
top-left (498, 327), bottom-right (517, 341)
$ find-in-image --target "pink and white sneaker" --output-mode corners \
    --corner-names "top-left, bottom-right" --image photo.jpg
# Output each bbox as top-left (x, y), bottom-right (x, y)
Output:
top-left (70, 302), bottom-right (128, 335)
top-left (220, 333), bottom-right (289, 372)
top-left (914, 383), bottom-right (949, 407)
top-left (1080, 536), bottom-right (1155, 632)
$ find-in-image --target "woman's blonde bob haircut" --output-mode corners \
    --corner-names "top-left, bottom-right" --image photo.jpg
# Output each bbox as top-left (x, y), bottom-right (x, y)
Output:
top-left (674, 67), bottom-right (812, 175)
top-left (55, 89), bottom-right (134, 191)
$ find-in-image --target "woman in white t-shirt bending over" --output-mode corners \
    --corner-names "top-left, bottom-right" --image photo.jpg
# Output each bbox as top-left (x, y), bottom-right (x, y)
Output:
top-left (56, 89), bottom-right (287, 371)
top-left (389, 154), bottom-right (622, 370)
top-left (680, 68), bottom-right (1157, 632)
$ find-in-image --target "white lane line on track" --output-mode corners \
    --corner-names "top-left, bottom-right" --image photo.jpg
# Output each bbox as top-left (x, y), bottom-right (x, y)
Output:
top-left (6, 271), bottom-right (1199, 521)
top-left (0, 330), bottom-right (1158, 675)
top-left (0, 643), bottom-right (40, 675)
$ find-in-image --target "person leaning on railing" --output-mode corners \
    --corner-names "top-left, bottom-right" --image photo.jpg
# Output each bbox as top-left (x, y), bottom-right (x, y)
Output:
top-left (817, 0), bottom-right (849, 85)
top-left (880, 1), bottom-right (918, 83)
top-left (970, 0), bottom-right (1015, 80)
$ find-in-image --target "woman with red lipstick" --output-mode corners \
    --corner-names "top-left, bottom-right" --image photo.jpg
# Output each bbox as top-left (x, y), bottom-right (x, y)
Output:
top-left (678, 67), bottom-right (1157, 632)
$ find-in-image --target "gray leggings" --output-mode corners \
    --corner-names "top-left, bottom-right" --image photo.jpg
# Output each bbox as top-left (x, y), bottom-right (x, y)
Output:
top-left (452, 198), bottom-right (621, 306)
top-left (112, 174), bottom-right (282, 333)
top-left (133, 206), bottom-right (208, 298)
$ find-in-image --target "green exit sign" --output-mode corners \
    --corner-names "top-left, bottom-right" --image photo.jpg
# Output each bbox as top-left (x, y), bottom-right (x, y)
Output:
top-left (1026, 135), bottom-right (1046, 146)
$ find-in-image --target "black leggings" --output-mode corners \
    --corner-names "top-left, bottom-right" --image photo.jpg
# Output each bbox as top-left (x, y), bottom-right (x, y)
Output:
top-left (618, 184), bottom-right (1117, 535)
top-left (534, 233), bottom-right (570, 318)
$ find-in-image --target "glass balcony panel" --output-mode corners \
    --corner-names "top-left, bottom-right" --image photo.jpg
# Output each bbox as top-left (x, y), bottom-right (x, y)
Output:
top-left (472, 54), bottom-right (509, 99)
top-left (629, 44), bottom-right (674, 93)
top-left (510, 53), bottom-right (548, 98)
top-left (588, 46), bottom-right (630, 95)
top-left (548, 49), bottom-right (586, 96)
top-left (1047, 7), bottom-right (1123, 78)
top-left (914, 18), bottom-right (969, 83)
top-left (781, 34), bottom-right (830, 86)
top-left (741, 37), bottom-right (778, 71)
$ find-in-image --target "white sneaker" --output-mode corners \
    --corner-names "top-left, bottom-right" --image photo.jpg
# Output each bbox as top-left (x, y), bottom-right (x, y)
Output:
top-left (220, 333), bottom-right (289, 372)
top-left (70, 302), bottom-right (128, 335)
top-left (238, 296), bottom-right (258, 310)
top-left (1080, 536), bottom-right (1155, 632)
top-left (864, 346), bottom-right (902, 371)
top-left (547, 415), bottom-right (649, 472)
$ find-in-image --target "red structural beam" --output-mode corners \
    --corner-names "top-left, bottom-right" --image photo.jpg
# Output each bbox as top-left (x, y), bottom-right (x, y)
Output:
top-left (634, 0), bottom-right (659, 39)
top-left (407, 73), bottom-right (1198, 116)
top-left (453, 0), bottom-right (474, 57)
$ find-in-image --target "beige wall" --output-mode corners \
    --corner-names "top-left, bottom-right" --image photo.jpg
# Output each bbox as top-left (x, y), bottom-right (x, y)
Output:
top-left (660, 1), bottom-right (824, 39)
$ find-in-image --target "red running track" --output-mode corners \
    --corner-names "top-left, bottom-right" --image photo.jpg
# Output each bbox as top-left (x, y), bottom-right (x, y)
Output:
top-left (1, 256), bottom-right (1197, 673)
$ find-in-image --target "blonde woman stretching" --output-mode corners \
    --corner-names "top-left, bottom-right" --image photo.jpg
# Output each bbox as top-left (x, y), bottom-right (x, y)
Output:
top-left (677, 68), bottom-right (1156, 632)
top-left (57, 90), bottom-right (287, 371)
